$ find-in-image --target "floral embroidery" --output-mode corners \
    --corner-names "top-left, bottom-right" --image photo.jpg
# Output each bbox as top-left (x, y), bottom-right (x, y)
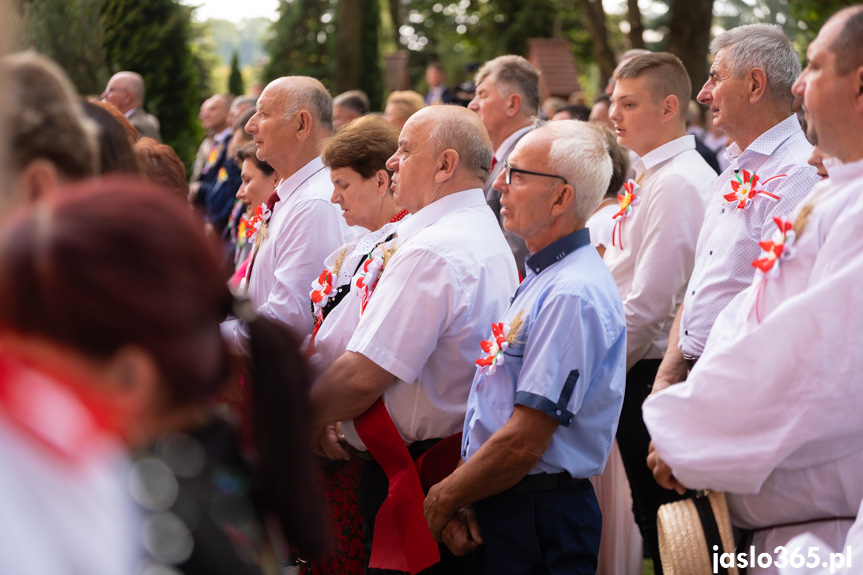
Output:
top-left (723, 170), bottom-right (786, 210)
top-left (355, 242), bottom-right (397, 314)
top-left (611, 179), bottom-right (641, 250)
top-left (475, 311), bottom-right (525, 375)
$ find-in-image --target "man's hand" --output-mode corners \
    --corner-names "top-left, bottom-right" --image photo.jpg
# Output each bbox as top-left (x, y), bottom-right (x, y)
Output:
top-left (315, 422), bottom-right (351, 461)
top-left (424, 482), bottom-right (457, 541)
top-left (440, 507), bottom-right (483, 556)
top-left (646, 441), bottom-right (686, 495)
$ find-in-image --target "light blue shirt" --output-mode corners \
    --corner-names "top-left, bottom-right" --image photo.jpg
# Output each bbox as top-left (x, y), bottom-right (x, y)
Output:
top-left (462, 228), bottom-right (627, 478)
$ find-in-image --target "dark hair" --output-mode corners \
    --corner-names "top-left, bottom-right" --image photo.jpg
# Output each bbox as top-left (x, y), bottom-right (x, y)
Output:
top-left (321, 114), bottom-right (399, 179)
top-left (0, 178), bottom-right (328, 558)
top-left (134, 137), bottom-right (189, 201)
top-left (233, 106), bottom-right (256, 133)
top-left (236, 143), bottom-right (275, 176)
top-left (555, 104), bottom-right (591, 121)
top-left (333, 90), bottom-right (370, 116)
top-left (830, 6), bottom-right (863, 75)
top-left (82, 100), bottom-right (142, 175)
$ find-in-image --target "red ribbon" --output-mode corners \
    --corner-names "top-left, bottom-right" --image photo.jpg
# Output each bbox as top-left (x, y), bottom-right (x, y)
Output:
top-left (353, 398), bottom-right (441, 574)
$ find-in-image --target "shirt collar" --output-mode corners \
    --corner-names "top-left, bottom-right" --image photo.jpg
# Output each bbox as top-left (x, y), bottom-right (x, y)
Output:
top-left (215, 127), bottom-right (233, 144)
top-left (634, 134), bottom-right (696, 176)
top-left (524, 228), bottom-right (591, 276)
top-left (726, 114), bottom-right (800, 160)
top-left (823, 156), bottom-right (863, 186)
top-left (275, 156), bottom-right (325, 203)
top-left (397, 188), bottom-right (486, 243)
top-left (495, 126), bottom-right (532, 161)
top-left (124, 107), bottom-right (137, 119)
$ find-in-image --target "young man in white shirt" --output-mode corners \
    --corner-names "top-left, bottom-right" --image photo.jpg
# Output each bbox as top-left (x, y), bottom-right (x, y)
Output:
top-left (645, 7), bottom-right (863, 572)
top-left (605, 52), bottom-right (718, 574)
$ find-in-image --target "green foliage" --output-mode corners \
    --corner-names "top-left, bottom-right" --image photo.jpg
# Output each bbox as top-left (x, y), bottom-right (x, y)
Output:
top-left (228, 50), bottom-right (245, 95)
top-left (787, 0), bottom-right (858, 54)
top-left (359, 0), bottom-right (385, 111)
top-left (101, 0), bottom-right (207, 169)
top-left (21, 0), bottom-right (107, 94)
top-left (262, 0), bottom-right (336, 85)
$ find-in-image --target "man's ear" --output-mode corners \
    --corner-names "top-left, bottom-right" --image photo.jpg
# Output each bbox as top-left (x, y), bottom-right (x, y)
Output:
top-left (549, 183), bottom-right (574, 217)
top-left (433, 149), bottom-right (460, 183)
top-left (747, 68), bottom-right (768, 104)
top-left (295, 110), bottom-right (313, 141)
top-left (16, 159), bottom-right (59, 202)
top-left (663, 95), bottom-right (680, 123)
top-left (505, 92), bottom-right (523, 117)
top-left (854, 65), bottom-right (863, 113)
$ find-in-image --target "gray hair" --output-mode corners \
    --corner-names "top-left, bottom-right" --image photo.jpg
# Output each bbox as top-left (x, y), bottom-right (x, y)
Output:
top-left (231, 95), bottom-right (257, 111)
top-left (475, 55), bottom-right (541, 117)
top-left (283, 80), bottom-right (333, 133)
top-left (545, 120), bottom-right (612, 223)
top-left (711, 24), bottom-right (800, 103)
top-left (333, 90), bottom-right (370, 116)
top-left (427, 106), bottom-right (493, 180)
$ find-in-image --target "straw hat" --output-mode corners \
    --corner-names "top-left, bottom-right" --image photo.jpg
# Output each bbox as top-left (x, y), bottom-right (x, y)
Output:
top-left (657, 491), bottom-right (739, 575)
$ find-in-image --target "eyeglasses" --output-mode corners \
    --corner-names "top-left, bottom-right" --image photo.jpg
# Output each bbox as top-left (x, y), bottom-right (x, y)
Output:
top-left (503, 160), bottom-right (568, 186)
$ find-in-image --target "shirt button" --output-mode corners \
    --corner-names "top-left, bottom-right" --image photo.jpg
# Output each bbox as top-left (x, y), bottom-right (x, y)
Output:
top-left (555, 409), bottom-right (562, 416)
top-left (691, 290), bottom-right (695, 295)
top-left (721, 208), bottom-right (726, 214)
top-left (709, 250), bottom-right (713, 255)
top-left (684, 330), bottom-right (689, 335)
top-left (567, 417), bottom-right (573, 424)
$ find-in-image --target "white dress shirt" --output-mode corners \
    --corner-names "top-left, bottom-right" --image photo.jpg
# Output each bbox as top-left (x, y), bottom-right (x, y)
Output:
top-left (679, 115), bottom-right (819, 357)
top-left (340, 189), bottom-right (518, 448)
top-left (221, 157), bottom-right (355, 349)
top-left (644, 157), bottom-right (863, 573)
top-left (586, 202), bottom-right (618, 249)
top-left (603, 135), bottom-right (715, 370)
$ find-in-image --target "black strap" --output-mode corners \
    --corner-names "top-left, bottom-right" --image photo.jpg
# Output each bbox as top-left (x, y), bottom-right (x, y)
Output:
top-left (694, 494), bottom-right (728, 575)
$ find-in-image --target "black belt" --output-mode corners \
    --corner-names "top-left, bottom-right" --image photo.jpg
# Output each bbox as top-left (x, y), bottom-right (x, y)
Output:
top-left (505, 472), bottom-right (590, 495)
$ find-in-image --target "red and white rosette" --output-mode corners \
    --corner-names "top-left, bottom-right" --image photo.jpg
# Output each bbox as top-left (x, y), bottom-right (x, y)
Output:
top-left (243, 203), bottom-right (272, 244)
top-left (475, 322), bottom-right (510, 375)
top-left (611, 179), bottom-right (641, 250)
top-left (749, 215), bottom-right (797, 324)
top-left (724, 169), bottom-right (786, 210)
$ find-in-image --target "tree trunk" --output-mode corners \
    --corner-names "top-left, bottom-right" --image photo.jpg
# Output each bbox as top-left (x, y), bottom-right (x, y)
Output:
top-left (666, 0), bottom-right (715, 99)
top-left (388, 0), bottom-right (400, 47)
top-left (575, 0), bottom-right (616, 89)
top-left (626, 0), bottom-right (645, 49)
top-left (334, 0), bottom-right (362, 94)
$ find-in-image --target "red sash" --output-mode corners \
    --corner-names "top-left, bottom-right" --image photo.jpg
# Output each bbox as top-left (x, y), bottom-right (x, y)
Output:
top-left (354, 398), bottom-right (462, 574)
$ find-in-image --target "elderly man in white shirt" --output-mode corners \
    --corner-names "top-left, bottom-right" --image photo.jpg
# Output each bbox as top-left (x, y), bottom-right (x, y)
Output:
top-left (645, 7), bottom-right (863, 573)
top-left (310, 105), bottom-right (518, 574)
top-left (653, 24), bottom-right (820, 393)
top-left (221, 77), bottom-right (354, 348)
top-left (604, 52), bottom-right (717, 574)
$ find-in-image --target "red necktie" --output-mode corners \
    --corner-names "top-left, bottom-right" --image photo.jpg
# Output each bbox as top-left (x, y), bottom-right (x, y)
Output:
top-left (490, 156), bottom-right (497, 174)
top-left (244, 188), bottom-right (280, 290)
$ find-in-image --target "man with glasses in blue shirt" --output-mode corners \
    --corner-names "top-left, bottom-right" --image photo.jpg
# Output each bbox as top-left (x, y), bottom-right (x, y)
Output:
top-left (423, 121), bottom-right (627, 575)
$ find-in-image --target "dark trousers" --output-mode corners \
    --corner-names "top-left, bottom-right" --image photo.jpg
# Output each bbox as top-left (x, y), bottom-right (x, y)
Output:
top-left (357, 442), bottom-right (470, 575)
top-left (470, 479), bottom-right (601, 575)
top-left (616, 359), bottom-right (688, 575)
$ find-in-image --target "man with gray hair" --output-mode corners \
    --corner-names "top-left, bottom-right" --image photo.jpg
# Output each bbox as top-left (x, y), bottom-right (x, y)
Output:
top-left (221, 77), bottom-right (352, 347)
top-left (469, 55), bottom-right (540, 276)
top-left (102, 71), bottom-right (161, 141)
top-left (6, 51), bottom-right (98, 201)
top-left (311, 105), bottom-right (518, 573)
top-left (653, 24), bottom-right (819, 394)
top-left (423, 120), bottom-right (625, 574)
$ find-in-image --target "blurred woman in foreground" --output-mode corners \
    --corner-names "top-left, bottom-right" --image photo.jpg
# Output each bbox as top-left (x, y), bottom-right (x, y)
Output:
top-left (0, 178), bottom-right (327, 574)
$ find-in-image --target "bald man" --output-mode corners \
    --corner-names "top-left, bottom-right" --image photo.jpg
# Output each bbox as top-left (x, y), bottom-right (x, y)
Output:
top-left (311, 105), bottom-right (518, 573)
top-left (102, 71), bottom-right (161, 141)
top-left (221, 77), bottom-right (353, 348)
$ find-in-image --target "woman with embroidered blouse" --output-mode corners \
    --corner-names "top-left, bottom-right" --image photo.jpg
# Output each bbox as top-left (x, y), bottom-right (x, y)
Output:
top-left (304, 114), bottom-right (406, 575)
